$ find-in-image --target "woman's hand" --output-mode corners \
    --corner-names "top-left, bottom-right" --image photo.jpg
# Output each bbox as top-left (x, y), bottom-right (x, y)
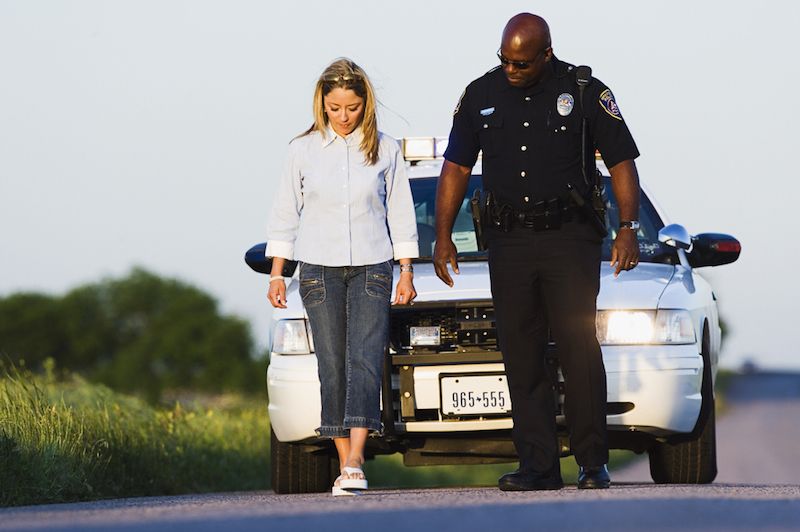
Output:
top-left (392, 273), bottom-right (416, 305)
top-left (268, 279), bottom-right (287, 309)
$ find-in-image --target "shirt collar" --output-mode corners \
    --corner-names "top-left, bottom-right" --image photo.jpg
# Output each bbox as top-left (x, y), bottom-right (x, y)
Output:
top-left (321, 125), bottom-right (363, 148)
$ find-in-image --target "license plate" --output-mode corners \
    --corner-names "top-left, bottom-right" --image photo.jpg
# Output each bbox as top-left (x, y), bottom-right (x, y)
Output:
top-left (410, 326), bottom-right (440, 346)
top-left (440, 374), bottom-right (511, 415)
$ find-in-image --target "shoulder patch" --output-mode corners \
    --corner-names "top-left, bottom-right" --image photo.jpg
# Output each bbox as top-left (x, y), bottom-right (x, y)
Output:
top-left (453, 89), bottom-right (466, 116)
top-left (599, 89), bottom-right (622, 120)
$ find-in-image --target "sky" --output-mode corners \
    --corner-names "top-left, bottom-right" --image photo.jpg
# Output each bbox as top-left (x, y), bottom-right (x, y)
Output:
top-left (1, 0), bottom-right (798, 370)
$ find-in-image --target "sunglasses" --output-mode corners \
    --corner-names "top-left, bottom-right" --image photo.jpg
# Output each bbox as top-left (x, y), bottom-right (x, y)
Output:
top-left (496, 48), bottom-right (547, 70)
top-left (322, 73), bottom-right (363, 83)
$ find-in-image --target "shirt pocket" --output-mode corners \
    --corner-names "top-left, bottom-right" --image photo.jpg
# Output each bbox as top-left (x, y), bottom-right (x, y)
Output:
top-left (475, 111), bottom-right (504, 158)
top-left (548, 114), bottom-right (583, 163)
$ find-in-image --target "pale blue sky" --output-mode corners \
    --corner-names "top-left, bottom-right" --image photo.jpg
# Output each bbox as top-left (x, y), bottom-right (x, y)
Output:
top-left (1, 1), bottom-right (798, 369)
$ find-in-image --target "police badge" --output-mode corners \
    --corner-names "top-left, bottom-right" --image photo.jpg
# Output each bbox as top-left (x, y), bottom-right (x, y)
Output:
top-left (556, 93), bottom-right (574, 116)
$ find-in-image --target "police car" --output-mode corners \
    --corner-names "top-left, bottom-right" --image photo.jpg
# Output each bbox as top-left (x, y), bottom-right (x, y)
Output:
top-left (246, 137), bottom-right (741, 493)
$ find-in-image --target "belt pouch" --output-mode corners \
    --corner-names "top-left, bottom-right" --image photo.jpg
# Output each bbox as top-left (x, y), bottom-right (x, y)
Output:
top-left (531, 199), bottom-right (562, 231)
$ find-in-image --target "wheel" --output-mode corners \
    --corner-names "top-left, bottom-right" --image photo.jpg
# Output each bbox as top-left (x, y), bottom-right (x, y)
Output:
top-left (648, 323), bottom-right (718, 484)
top-left (648, 401), bottom-right (717, 483)
top-left (270, 427), bottom-right (337, 493)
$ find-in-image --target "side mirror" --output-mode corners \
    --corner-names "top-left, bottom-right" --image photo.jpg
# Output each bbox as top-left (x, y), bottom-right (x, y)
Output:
top-left (244, 242), bottom-right (298, 276)
top-left (658, 224), bottom-right (692, 250)
top-left (688, 233), bottom-right (741, 268)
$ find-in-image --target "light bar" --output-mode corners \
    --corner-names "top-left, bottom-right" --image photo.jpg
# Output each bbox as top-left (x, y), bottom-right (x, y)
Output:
top-left (402, 137), bottom-right (450, 161)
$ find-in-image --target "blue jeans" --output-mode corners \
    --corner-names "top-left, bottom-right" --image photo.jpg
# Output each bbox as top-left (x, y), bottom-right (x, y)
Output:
top-left (298, 261), bottom-right (392, 438)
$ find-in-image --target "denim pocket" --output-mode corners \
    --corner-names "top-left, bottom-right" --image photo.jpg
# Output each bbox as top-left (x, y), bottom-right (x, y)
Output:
top-left (299, 263), bottom-right (325, 307)
top-left (365, 260), bottom-right (393, 299)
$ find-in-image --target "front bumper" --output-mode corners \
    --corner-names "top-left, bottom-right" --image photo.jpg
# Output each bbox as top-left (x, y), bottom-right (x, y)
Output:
top-left (267, 344), bottom-right (703, 443)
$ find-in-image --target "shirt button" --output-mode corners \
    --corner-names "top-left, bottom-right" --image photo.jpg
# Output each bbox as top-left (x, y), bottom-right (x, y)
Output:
top-left (523, 122), bottom-right (530, 127)
top-left (523, 196), bottom-right (530, 202)
top-left (520, 171), bottom-right (526, 177)
top-left (521, 145), bottom-right (527, 151)
top-left (524, 96), bottom-right (531, 101)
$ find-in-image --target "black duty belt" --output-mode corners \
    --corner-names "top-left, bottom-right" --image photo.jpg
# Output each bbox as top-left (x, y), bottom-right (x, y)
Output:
top-left (488, 196), bottom-right (583, 233)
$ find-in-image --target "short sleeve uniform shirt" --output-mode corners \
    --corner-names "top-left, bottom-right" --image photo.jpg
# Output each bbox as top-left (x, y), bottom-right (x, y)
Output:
top-left (444, 56), bottom-right (639, 210)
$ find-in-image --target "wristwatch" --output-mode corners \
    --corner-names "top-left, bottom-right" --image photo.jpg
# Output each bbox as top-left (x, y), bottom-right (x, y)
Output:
top-left (619, 220), bottom-right (640, 231)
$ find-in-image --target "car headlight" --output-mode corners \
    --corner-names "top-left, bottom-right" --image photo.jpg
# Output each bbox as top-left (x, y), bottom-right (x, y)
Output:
top-left (596, 310), bottom-right (695, 345)
top-left (272, 319), bottom-right (315, 354)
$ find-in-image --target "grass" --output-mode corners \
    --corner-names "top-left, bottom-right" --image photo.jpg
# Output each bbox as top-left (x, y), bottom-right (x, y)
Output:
top-left (0, 364), bottom-right (269, 507)
top-left (1, 364), bottom-right (638, 507)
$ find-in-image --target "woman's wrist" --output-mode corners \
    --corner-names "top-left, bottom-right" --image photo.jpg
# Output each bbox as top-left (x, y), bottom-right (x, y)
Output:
top-left (269, 275), bottom-right (285, 283)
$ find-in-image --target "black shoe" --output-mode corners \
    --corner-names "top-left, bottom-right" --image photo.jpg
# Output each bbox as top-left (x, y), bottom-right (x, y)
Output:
top-left (577, 464), bottom-right (611, 489)
top-left (498, 470), bottom-right (564, 491)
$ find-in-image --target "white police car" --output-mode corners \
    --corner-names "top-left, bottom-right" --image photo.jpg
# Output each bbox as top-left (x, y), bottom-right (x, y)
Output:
top-left (246, 137), bottom-right (741, 493)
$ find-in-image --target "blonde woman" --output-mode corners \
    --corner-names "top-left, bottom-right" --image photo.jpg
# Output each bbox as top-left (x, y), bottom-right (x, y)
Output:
top-left (265, 58), bottom-right (418, 496)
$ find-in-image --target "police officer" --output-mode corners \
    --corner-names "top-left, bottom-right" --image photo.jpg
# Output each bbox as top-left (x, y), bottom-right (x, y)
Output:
top-left (433, 13), bottom-right (641, 490)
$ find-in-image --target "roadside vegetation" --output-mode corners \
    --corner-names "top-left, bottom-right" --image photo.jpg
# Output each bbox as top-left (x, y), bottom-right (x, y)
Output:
top-left (0, 268), bottom-right (265, 402)
top-left (0, 362), bottom-right (269, 507)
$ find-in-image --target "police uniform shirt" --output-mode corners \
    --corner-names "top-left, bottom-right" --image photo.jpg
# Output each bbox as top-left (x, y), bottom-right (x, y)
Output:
top-left (444, 56), bottom-right (639, 209)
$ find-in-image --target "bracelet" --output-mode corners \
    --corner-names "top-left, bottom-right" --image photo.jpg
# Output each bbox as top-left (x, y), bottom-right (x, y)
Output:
top-left (399, 264), bottom-right (414, 273)
top-left (269, 275), bottom-right (285, 283)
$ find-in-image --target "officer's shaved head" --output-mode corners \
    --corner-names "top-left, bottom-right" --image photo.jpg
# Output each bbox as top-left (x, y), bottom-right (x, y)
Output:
top-left (499, 13), bottom-right (553, 88)
top-left (503, 13), bottom-right (551, 52)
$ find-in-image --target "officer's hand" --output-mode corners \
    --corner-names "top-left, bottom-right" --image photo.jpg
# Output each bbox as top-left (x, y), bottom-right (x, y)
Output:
top-left (611, 228), bottom-right (640, 277)
top-left (433, 239), bottom-right (459, 287)
top-left (267, 279), bottom-right (287, 309)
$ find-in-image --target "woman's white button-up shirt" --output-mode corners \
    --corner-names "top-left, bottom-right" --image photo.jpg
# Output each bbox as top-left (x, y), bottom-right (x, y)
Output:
top-left (266, 128), bottom-right (419, 266)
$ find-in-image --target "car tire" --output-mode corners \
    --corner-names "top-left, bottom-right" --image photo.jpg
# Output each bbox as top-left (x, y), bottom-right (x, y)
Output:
top-left (648, 324), bottom-right (718, 484)
top-left (648, 400), bottom-right (717, 484)
top-left (270, 427), bottom-right (337, 494)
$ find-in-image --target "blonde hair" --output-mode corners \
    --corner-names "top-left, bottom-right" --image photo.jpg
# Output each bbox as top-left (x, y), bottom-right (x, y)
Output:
top-left (303, 58), bottom-right (380, 165)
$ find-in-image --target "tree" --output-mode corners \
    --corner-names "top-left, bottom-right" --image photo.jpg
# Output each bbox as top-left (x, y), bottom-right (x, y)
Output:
top-left (0, 268), bottom-right (263, 400)
top-left (0, 293), bottom-right (67, 368)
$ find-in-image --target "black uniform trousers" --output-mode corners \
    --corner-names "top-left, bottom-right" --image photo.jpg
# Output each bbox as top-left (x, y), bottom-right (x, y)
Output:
top-left (487, 221), bottom-right (608, 476)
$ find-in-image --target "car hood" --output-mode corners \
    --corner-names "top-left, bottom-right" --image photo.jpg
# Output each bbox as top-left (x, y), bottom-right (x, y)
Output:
top-left (404, 261), bottom-right (675, 310)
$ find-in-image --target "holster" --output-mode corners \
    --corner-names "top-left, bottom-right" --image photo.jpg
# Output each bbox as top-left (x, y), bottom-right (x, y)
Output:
top-left (567, 183), bottom-right (608, 238)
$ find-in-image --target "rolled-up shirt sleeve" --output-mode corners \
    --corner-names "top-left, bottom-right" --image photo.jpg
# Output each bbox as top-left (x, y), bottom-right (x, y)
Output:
top-left (265, 141), bottom-right (303, 260)
top-left (385, 144), bottom-right (419, 260)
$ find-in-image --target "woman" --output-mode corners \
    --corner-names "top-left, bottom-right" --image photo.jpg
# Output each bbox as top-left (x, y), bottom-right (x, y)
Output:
top-left (265, 58), bottom-right (418, 496)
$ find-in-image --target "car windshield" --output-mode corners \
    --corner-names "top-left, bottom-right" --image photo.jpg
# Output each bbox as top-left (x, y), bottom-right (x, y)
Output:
top-left (409, 175), bottom-right (677, 264)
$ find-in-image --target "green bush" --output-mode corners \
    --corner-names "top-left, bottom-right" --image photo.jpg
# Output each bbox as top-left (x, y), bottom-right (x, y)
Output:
top-left (0, 268), bottom-right (265, 401)
top-left (0, 366), bottom-right (269, 507)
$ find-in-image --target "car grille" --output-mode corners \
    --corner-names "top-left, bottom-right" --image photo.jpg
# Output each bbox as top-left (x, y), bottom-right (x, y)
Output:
top-left (390, 302), bottom-right (498, 353)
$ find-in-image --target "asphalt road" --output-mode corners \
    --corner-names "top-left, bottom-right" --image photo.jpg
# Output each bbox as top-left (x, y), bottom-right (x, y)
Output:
top-left (2, 373), bottom-right (800, 532)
